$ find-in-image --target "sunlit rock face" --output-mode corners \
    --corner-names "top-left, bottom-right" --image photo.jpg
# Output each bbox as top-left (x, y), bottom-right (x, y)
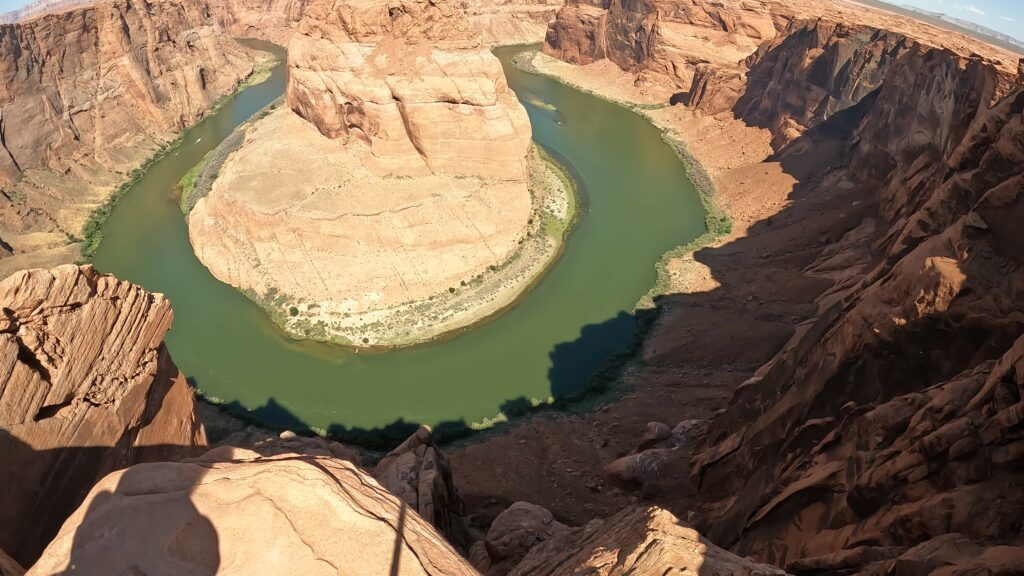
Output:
top-left (27, 448), bottom-right (479, 576)
top-left (0, 265), bottom-right (207, 566)
top-left (0, 0), bottom-right (267, 275)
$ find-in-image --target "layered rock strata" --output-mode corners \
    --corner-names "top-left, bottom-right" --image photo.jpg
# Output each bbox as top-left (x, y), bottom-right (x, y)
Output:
top-left (521, 0), bottom-right (1024, 572)
top-left (0, 0), bottom-right (268, 276)
top-left (27, 448), bottom-right (479, 576)
top-left (0, 265), bottom-right (207, 566)
top-left (189, 0), bottom-right (542, 346)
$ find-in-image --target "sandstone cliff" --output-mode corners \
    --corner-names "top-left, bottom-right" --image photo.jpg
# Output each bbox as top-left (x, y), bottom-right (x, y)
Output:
top-left (0, 0), bottom-right (266, 275)
top-left (28, 448), bottom-right (479, 576)
top-left (286, 0), bottom-right (531, 179)
top-left (0, 265), bottom-right (207, 566)
top-left (690, 47), bottom-right (1024, 570)
top-left (534, 0), bottom-right (1024, 572)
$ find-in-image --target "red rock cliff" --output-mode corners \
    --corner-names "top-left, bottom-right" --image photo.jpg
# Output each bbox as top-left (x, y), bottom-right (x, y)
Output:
top-left (0, 265), bottom-right (207, 566)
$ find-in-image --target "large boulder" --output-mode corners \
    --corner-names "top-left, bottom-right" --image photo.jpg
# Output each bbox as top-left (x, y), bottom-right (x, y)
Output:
top-left (0, 265), bottom-right (207, 566)
top-left (28, 449), bottom-right (479, 576)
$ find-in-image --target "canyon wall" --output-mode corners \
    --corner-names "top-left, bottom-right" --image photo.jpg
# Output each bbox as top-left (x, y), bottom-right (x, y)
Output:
top-left (0, 0), bottom-right (266, 276)
top-left (539, 0), bottom-right (1024, 572)
top-left (285, 0), bottom-right (531, 180)
top-left (0, 265), bottom-right (207, 566)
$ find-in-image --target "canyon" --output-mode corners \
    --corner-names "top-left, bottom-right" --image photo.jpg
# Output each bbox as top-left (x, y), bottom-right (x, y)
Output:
top-left (185, 0), bottom-right (568, 346)
top-left (0, 0), bottom-right (1022, 574)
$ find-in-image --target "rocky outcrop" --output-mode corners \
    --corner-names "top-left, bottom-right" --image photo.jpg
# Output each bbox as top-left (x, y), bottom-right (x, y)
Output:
top-left (374, 426), bottom-right (468, 546)
top-left (508, 506), bottom-right (788, 576)
top-left (691, 44), bottom-right (1024, 571)
top-left (0, 0), bottom-right (266, 275)
top-left (471, 502), bottom-right (569, 574)
top-left (28, 448), bottom-right (479, 576)
top-left (734, 19), bottom-right (914, 149)
top-left (543, 0), bottom-right (780, 91)
top-left (286, 0), bottom-right (531, 180)
top-left (0, 265), bottom-right (207, 566)
top-left (212, 0), bottom-right (310, 43)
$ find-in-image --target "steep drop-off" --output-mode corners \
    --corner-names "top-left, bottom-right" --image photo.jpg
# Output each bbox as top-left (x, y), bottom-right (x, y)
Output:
top-left (0, 0), bottom-right (268, 275)
top-left (536, 0), bottom-right (1024, 571)
top-left (0, 265), bottom-right (207, 566)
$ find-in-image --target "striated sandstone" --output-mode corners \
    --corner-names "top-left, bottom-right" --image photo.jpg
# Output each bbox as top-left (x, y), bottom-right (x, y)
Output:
top-left (28, 449), bottom-right (479, 576)
top-left (186, 106), bottom-right (534, 345)
top-left (508, 506), bottom-right (788, 576)
top-left (190, 0), bottom-right (540, 346)
top-left (286, 0), bottom-right (531, 180)
top-left (0, 265), bottom-right (207, 566)
top-left (0, 549), bottom-right (21, 576)
top-left (691, 40), bottom-right (1024, 572)
top-left (0, 0), bottom-right (267, 275)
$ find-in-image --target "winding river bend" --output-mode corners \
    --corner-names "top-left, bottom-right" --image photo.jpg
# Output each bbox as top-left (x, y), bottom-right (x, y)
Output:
top-left (92, 42), bottom-right (706, 439)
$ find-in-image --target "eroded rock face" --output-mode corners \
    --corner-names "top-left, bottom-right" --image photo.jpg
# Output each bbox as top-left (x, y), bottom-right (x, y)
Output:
top-left (543, 0), bottom-right (779, 91)
top-left (692, 46), bottom-right (1024, 571)
top-left (374, 426), bottom-right (468, 547)
top-left (28, 448), bottom-right (479, 576)
top-left (0, 265), bottom-right (207, 566)
top-left (0, 0), bottom-right (265, 275)
top-left (475, 502), bottom-right (569, 574)
top-left (189, 0), bottom-right (537, 345)
top-left (508, 506), bottom-right (788, 576)
top-left (286, 0), bottom-right (531, 180)
top-left (735, 19), bottom-right (914, 149)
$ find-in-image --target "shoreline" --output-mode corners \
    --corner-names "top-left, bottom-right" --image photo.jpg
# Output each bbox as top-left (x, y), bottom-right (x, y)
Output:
top-left (77, 43), bottom-right (282, 262)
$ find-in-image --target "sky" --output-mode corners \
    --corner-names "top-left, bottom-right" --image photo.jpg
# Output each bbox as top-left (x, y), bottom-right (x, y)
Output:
top-left (898, 0), bottom-right (1024, 39)
top-left (0, 0), bottom-right (1020, 40)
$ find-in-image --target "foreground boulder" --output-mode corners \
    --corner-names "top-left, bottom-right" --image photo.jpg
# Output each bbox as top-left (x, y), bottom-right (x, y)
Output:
top-left (508, 506), bottom-right (787, 576)
top-left (28, 449), bottom-right (478, 576)
top-left (0, 265), bottom-right (207, 565)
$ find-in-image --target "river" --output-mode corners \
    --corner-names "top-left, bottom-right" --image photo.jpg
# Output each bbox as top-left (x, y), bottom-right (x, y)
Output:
top-left (92, 41), bottom-right (706, 443)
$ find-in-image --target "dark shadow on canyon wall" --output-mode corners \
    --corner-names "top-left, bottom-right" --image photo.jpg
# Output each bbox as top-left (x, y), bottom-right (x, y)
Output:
top-left (0, 430), bottom-right (217, 572)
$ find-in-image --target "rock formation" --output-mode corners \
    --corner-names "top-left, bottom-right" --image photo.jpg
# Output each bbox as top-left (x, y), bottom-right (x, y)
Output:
top-left (0, 265), bottom-right (207, 566)
top-left (508, 506), bottom-right (787, 576)
top-left (690, 45), bottom-right (1024, 570)
top-left (0, 0), bottom-right (268, 276)
top-left (471, 501), bottom-right (569, 574)
top-left (28, 448), bottom-right (479, 576)
top-left (286, 0), bottom-right (531, 180)
top-left (188, 0), bottom-right (541, 346)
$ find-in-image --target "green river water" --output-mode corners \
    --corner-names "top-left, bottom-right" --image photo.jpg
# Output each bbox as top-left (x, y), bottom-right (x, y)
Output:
top-left (92, 41), bottom-right (706, 442)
